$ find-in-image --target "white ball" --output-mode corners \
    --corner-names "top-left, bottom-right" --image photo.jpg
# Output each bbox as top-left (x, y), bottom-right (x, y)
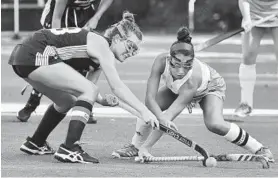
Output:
top-left (205, 157), bottom-right (217, 167)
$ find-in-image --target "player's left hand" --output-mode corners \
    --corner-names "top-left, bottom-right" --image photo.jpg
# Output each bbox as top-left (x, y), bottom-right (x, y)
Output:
top-left (102, 94), bottom-right (119, 107)
top-left (84, 16), bottom-right (100, 31)
top-left (160, 119), bottom-right (178, 131)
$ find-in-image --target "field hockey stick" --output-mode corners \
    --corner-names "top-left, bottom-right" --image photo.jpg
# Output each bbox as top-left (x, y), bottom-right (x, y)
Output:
top-left (138, 154), bottom-right (269, 169)
top-left (194, 13), bottom-right (278, 52)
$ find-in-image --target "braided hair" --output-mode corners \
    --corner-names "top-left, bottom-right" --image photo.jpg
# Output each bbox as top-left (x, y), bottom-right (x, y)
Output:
top-left (104, 11), bottom-right (143, 41)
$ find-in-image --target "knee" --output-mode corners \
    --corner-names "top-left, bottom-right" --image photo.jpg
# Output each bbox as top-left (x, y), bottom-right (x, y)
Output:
top-left (79, 83), bottom-right (99, 100)
top-left (54, 95), bottom-right (76, 113)
top-left (204, 116), bottom-right (228, 135)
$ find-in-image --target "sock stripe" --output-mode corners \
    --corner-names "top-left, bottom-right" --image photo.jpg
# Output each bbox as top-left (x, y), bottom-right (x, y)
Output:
top-left (240, 132), bottom-right (249, 146)
top-left (75, 100), bottom-right (92, 111)
top-left (232, 128), bottom-right (243, 144)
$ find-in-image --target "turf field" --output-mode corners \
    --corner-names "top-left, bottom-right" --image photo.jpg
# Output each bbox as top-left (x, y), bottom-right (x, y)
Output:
top-left (1, 32), bottom-right (278, 177)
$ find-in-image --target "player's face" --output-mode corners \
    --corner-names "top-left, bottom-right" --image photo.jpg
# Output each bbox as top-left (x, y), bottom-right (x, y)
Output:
top-left (113, 33), bottom-right (140, 62)
top-left (169, 53), bottom-right (193, 80)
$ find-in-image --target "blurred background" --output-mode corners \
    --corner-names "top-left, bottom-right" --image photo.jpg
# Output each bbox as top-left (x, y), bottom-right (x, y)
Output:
top-left (1, 0), bottom-right (242, 33)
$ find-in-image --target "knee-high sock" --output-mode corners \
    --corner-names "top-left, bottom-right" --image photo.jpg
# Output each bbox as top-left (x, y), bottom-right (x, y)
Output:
top-left (31, 104), bottom-right (66, 146)
top-left (224, 123), bottom-right (263, 153)
top-left (239, 63), bottom-right (256, 107)
top-left (131, 118), bottom-right (152, 148)
top-left (65, 100), bottom-right (92, 147)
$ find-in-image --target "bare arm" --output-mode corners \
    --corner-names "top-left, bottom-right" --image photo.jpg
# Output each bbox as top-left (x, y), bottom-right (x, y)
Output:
top-left (145, 54), bottom-right (166, 119)
top-left (162, 81), bottom-right (197, 121)
top-left (93, 0), bottom-right (113, 21)
top-left (52, 0), bottom-right (68, 28)
top-left (85, 0), bottom-right (114, 29)
top-left (238, 0), bottom-right (251, 20)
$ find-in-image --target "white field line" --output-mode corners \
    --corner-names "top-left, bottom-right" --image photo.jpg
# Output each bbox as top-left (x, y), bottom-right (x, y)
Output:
top-left (1, 103), bottom-right (278, 117)
top-left (1, 78), bottom-right (277, 88)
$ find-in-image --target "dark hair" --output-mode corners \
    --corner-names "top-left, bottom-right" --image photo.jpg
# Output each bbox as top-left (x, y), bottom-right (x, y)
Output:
top-left (170, 26), bottom-right (194, 58)
top-left (105, 11), bottom-right (143, 41)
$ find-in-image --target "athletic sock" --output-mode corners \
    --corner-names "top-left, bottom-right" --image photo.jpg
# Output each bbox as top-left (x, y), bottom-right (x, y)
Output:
top-left (131, 118), bottom-right (152, 148)
top-left (64, 100), bottom-right (92, 147)
top-left (32, 89), bottom-right (43, 98)
top-left (31, 104), bottom-right (66, 146)
top-left (239, 63), bottom-right (256, 108)
top-left (224, 123), bottom-right (263, 153)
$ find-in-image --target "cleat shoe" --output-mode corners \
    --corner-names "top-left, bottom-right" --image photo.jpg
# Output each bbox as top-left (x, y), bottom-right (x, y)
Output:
top-left (17, 90), bottom-right (42, 122)
top-left (234, 103), bottom-right (252, 118)
top-left (87, 113), bottom-right (97, 124)
top-left (20, 137), bottom-right (55, 155)
top-left (256, 147), bottom-right (275, 163)
top-left (111, 144), bottom-right (139, 158)
top-left (54, 143), bottom-right (99, 164)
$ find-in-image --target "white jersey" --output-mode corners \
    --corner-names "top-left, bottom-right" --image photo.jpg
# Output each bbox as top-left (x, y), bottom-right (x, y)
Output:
top-left (161, 57), bottom-right (226, 110)
top-left (161, 58), bottom-right (210, 96)
top-left (248, 0), bottom-right (278, 27)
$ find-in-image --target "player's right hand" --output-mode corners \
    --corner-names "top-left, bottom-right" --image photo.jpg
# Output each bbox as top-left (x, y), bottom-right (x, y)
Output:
top-left (141, 111), bottom-right (160, 130)
top-left (241, 18), bottom-right (252, 32)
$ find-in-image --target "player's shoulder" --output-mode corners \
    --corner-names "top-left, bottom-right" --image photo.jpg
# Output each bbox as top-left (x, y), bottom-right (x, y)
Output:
top-left (153, 52), bottom-right (168, 68)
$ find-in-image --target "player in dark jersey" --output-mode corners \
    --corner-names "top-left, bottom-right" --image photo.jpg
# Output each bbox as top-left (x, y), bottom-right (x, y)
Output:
top-left (17, 0), bottom-right (114, 123)
top-left (9, 12), bottom-right (159, 164)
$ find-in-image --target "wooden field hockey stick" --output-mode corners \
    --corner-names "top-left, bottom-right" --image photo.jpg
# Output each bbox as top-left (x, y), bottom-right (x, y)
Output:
top-left (194, 13), bottom-right (278, 52)
top-left (105, 95), bottom-right (270, 168)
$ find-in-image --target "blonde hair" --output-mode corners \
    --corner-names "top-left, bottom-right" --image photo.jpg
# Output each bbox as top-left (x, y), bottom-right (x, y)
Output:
top-left (104, 11), bottom-right (143, 41)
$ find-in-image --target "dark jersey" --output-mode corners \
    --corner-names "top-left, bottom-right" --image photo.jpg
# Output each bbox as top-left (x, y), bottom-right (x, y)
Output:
top-left (8, 28), bottom-right (103, 71)
top-left (40, 0), bottom-right (100, 28)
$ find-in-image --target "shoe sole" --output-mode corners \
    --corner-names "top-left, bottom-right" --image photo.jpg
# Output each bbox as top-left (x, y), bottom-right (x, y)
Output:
top-left (16, 115), bottom-right (30, 122)
top-left (54, 153), bottom-right (99, 164)
top-left (233, 112), bottom-right (251, 118)
top-left (111, 151), bottom-right (137, 159)
top-left (87, 121), bottom-right (97, 124)
top-left (20, 145), bottom-right (54, 155)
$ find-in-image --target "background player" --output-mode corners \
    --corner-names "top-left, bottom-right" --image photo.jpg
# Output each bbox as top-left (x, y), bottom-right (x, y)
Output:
top-left (112, 27), bottom-right (274, 162)
top-left (9, 11), bottom-right (159, 164)
top-left (234, 0), bottom-right (278, 117)
top-left (18, 0), bottom-right (114, 123)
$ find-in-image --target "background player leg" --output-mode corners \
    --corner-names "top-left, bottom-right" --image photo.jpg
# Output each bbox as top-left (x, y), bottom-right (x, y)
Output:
top-left (234, 27), bottom-right (266, 117)
top-left (201, 94), bottom-right (274, 162)
top-left (17, 88), bottom-right (42, 122)
top-left (270, 27), bottom-right (278, 78)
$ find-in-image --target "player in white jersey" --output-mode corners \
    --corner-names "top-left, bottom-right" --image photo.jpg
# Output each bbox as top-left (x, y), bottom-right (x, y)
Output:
top-left (112, 27), bottom-right (274, 162)
top-left (234, 0), bottom-right (278, 117)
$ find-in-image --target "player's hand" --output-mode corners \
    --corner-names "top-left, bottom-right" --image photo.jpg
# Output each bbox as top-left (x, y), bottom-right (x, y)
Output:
top-left (159, 119), bottom-right (178, 131)
top-left (84, 16), bottom-right (100, 31)
top-left (141, 111), bottom-right (160, 130)
top-left (241, 18), bottom-right (253, 32)
top-left (102, 94), bottom-right (119, 107)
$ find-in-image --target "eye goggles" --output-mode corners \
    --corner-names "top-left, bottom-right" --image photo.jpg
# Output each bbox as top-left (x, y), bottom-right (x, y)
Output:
top-left (169, 56), bottom-right (193, 69)
top-left (125, 39), bottom-right (139, 54)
